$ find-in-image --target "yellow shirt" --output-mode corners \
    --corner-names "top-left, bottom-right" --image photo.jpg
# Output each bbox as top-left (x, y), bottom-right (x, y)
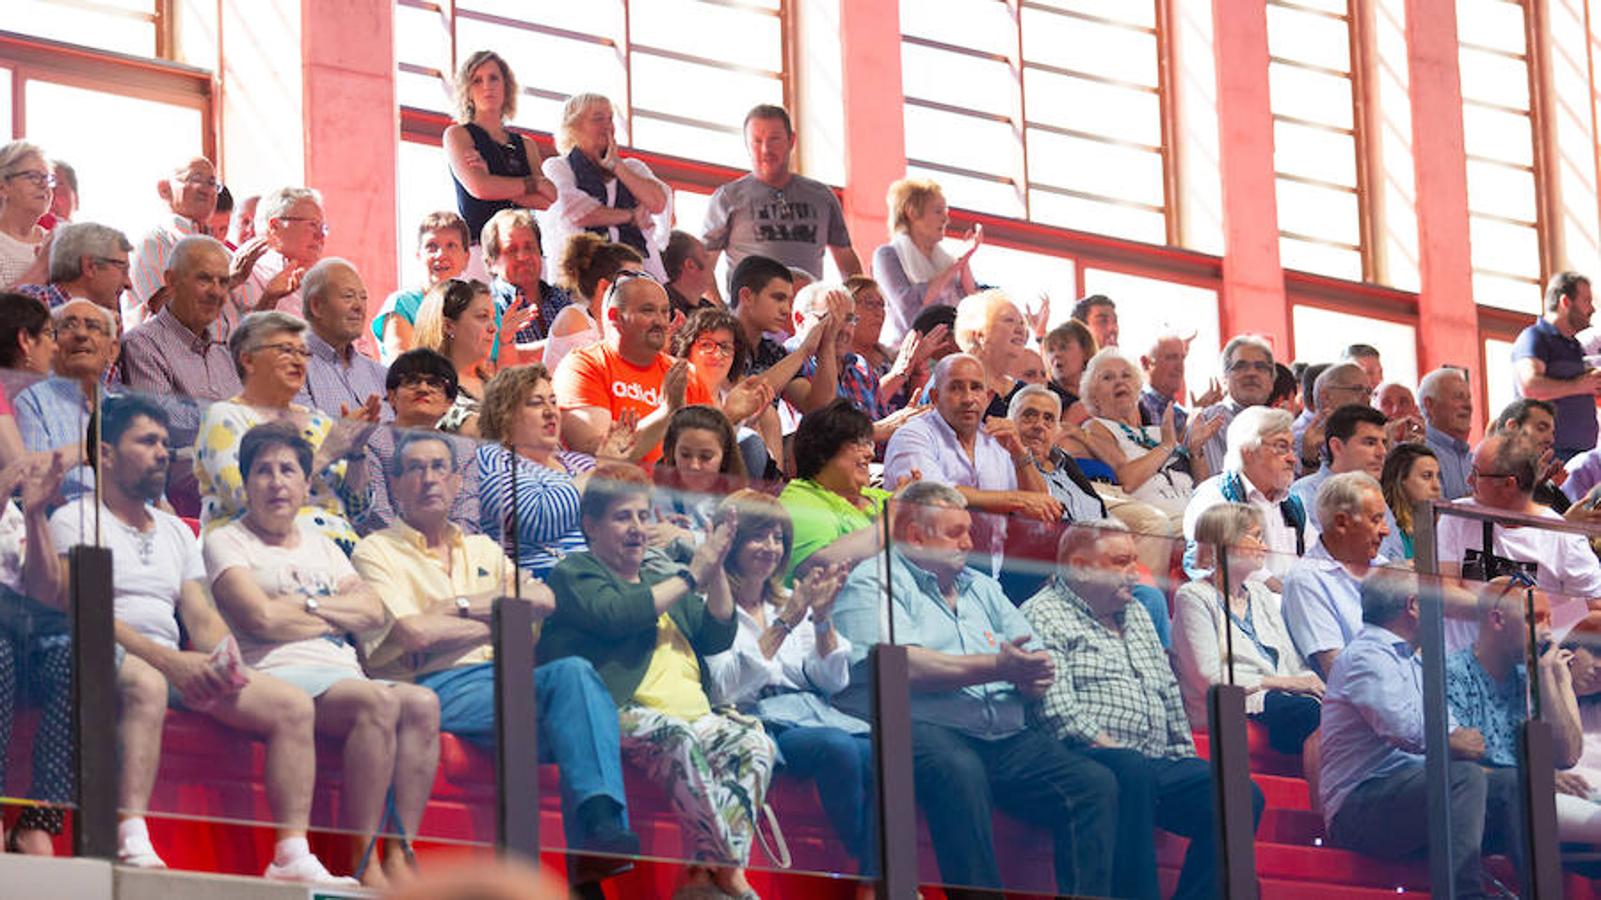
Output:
top-left (352, 519), bottom-right (521, 679)
top-left (631, 613), bottom-right (712, 720)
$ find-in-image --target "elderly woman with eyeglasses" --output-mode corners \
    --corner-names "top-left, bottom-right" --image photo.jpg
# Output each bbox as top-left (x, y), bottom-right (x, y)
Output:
top-left (0, 142), bottom-right (55, 290)
top-left (195, 311), bottom-right (377, 556)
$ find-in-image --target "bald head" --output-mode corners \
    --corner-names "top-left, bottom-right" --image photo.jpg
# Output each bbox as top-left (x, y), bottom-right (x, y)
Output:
top-left (164, 235), bottom-right (231, 332)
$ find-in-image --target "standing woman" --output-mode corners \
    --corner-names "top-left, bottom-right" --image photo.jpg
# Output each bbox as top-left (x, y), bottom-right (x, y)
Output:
top-left (873, 178), bottom-right (980, 348)
top-left (0, 143), bottom-right (54, 289)
top-left (443, 50), bottom-right (556, 279)
top-left (541, 94), bottom-right (673, 282)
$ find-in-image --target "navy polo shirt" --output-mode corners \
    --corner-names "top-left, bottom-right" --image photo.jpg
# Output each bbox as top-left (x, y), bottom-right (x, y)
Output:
top-left (1512, 317), bottom-right (1596, 451)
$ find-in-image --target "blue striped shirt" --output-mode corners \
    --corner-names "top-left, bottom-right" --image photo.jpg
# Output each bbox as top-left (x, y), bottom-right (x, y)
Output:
top-left (476, 443), bottom-right (593, 577)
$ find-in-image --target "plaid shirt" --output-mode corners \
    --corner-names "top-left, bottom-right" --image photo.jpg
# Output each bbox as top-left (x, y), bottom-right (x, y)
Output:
top-left (1021, 578), bottom-right (1195, 759)
top-left (15, 282), bottom-right (70, 310)
top-left (490, 276), bottom-right (573, 344)
top-left (294, 330), bottom-right (388, 419)
top-left (800, 352), bottom-right (885, 419)
top-left (118, 307), bottom-right (242, 447)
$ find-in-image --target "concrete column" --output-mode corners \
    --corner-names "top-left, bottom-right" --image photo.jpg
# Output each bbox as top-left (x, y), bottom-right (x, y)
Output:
top-left (1404, 0), bottom-right (1481, 399)
top-left (1209, 0), bottom-right (1289, 352)
top-left (836, 0), bottom-right (904, 262)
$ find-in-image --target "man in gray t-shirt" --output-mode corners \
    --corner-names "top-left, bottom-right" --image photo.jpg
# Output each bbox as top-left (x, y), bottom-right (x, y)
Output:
top-left (702, 104), bottom-right (861, 290)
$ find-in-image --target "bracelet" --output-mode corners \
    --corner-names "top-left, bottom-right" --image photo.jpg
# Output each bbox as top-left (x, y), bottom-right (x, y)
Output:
top-left (773, 616), bottom-right (796, 634)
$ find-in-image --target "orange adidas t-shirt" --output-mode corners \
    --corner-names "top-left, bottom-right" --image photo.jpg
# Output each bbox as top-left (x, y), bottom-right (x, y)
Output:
top-left (552, 342), bottom-right (714, 464)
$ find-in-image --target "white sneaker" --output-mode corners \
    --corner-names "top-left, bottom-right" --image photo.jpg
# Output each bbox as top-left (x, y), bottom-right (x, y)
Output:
top-left (116, 843), bottom-right (167, 869)
top-left (263, 853), bottom-right (360, 886)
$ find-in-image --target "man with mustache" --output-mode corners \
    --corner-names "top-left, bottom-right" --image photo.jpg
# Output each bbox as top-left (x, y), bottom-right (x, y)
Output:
top-left (294, 257), bottom-right (386, 421)
top-left (30, 396), bottom-right (349, 884)
top-left (14, 299), bottom-right (120, 503)
top-left (119, 235), bottom-right (242, 515)
top-left (1195, 335), bottom-right (1277, 475)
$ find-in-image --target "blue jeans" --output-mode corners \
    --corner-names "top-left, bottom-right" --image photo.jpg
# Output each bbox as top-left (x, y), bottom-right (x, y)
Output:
top-left (418, 656), bottom-right (629, 847)
top-left (770, 724), bottom-right (876, 876)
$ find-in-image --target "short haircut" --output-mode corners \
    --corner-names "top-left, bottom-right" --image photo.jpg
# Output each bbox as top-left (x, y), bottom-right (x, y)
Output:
top-left (1342, 343), bottom-right (1381, 361)
top-left (1008, 382), bottom-right (1062, 420)
top-left (478, 363), bottom-right (552, 443)
top-left (1322, 403), bottom-right (1389, 459)
top-left (481, 208), bottom-right (542, 262)
top-left (454, 50), bottom-right (518, 122)
top-left (53, 298), bottom-right (116, 335)
top-left (90, 394), bottom-right (170, 461)
top-left (659, 405), bottom-right (747, 479)
top-left (1316, 470), bottom-right (1382, 528)
top-left (417, 210), bottom-right (472, 252)
top-left (557, 92), bottom-right (613, 154)
top-left (793, 398), bottom-right (874, 480)
top-left (1545, 271), bottom-right (1590, 314)
top-left (1043, 319), bottom-right (1098, 357)
top-left (577, 462), bottom-right (652, 538)
top-left (557, 233), bottom-right (641, 300)
top-left (1360, 568), bottom-right (1419, 626)
top-left (1299, 362), bottom-right (1332, 411)
top-left (1314, 362), bottom-right (1367, 408)
top-left (932, 352), bottom-right (985, 391)
top-left (386, 347), bottom-right (460, 400)
top-left (909, 302), bottom-right (957, 336)
top-left (0, 292), bottom-right (51, 368)
top-left (1192, 502), bottom-right (1265, 550)
top-left (1492, 397), bottom-right (1557, 434)
top-left (1070, 294), bottom-right (1115, 322)
top-left (51, 159), bottom-right (78, 195)
top-left (257, 186), bottom-right (323, 232)
top-left (896, 481), bottom-right (968, 536)
top-left (1078, 347), bottom-right (1144, 416)
top-left (1483, 431), bottom-right (1541, 493)
top-left (728, 254), bottom-right (792, 307)
top-left (1220, 334), bottom-right (1274, 375)
top-left (299, 257), bottom-right (357, 317)
top-left (1381, 442), bottom-right (1438, 535)
top-left (672, 307), bottom-right (752, 379)
top-left (168, 234), bottom-right (229, 277)
top-left (743, 103), bottom-right (793, 136)
top-left (390, 430), bottom-right (457, 477)
top-left (228, 310), bottom-right (308, 379)
top-left (238, 421), bottom-right (313, 481)
top-left (215, 184), bottom-right (234, 215)
top-left (885, 178), bottom-right (944, 236)
top-left (662, 230), bottom-right (701, 282)
top-left (49, 222), bottom-right (132, 283)
top-left (412, 278), bottom-right (489, 355)
top-left (1416, 366), bottom-right (1467, 408)
top-left (953, 289), bottom-right (1014, 352)
top-left (0, 141), bottom-right (44, 179)
top-left (1224, 406), bottom-right (1295, 470)
top-left (1056, 517), bottom-right (1131, 566)
top-left (1269, 363), bottom-right (1298, 407)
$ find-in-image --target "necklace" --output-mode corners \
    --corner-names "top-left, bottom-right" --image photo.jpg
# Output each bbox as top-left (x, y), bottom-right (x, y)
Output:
top-left (1113, 419), bottom-right (1159, 451)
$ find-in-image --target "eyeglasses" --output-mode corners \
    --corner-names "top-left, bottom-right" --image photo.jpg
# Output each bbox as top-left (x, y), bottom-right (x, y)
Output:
top-left (277, 217), bottom-right (330, 236)
top-left (94, 256), bottom-right (130, 273)
top-left (257, 342), bottom-right (312, 360)
top-left (1470, 468), bottom-right (1515, 481)
top-left (398, 374), bottom-right (450, 393)
top-left (1228, 359), bottom-right (1275, 374)
top-left (50, 316), bottom-right (111, 338)
top-left (176, 174), bottom-right (221, 190)
top-left (7, 171), bottom-right (55, 189)
top-left (692, 338), bottom-right (736, 358)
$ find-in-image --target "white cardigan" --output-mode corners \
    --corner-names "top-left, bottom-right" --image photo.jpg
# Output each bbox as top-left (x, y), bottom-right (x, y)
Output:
top-left (1171, 578), bottom-right (1312, 728)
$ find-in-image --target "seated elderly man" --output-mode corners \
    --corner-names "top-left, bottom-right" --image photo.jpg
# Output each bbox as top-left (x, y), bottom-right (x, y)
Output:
top-left (1184, 406), bottom-right (1310, 580)
top-left (1289, 403), bottom-right (1404, 559)
top-left (1023, 519), bottom-right (1262, 900)
top-left (14, 299), bottom-right (120, 502)
top-left (292, 257), bottom-right (386, 420)
top-left (883, 353), bottom-right (1061, 575)
top-left (1436, 431), bottom-right (1601, 654)
top-left (831, 481), bottom-right (1117, 898)
top-left (117, 235), bottom-right (242, 515)
top-left (1195, 335), bottom-right (1277, 474)
top-left (1282, 471), bottom-right (1393, 677)
top-left (1003, 382), bottom-right (1107, 599)
top-left (352, 431), bottom-right (638, 887)
top-left (29, 396), bottom-right (349, 885)
top-left (230, 186), bottom-right (327, 323)
top-left (1320, 569), bottom-right (1526, 899)
top-left (126, 157), bottom-right (220, 328)
top-left (16, 222), bottom-right (132, 316)
top-left (1420, 366), bottom-right (1475, 500)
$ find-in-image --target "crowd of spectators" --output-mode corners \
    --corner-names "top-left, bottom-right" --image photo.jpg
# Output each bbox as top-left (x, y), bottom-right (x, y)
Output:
top-left (1, 46), bottom-right (1601, 900)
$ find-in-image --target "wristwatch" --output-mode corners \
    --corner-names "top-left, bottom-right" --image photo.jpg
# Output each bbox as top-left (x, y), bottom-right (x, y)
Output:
top-left (455, 596), bottom-right (472, 618)
top-left (303, 596), bottom-right (320, 614)
top-left (679, 569), bottom-right (699, 593)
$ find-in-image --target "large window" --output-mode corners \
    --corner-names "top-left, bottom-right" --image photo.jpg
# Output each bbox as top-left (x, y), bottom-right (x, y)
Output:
top-left (396, 0), bottom-right (787, 169)
top-left (1458, 0), bottom-right (1544, 313)
top-left (900, 0), bottom-right (1170, 245)
top-left (2, 1), bottom-right (170, 58)
top-left (1266, 0), bottom-right (1366, 281)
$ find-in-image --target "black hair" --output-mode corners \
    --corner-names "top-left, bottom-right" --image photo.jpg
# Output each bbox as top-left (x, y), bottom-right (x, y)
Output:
top-left (909, 302), bottom-right (957, 336)
top-left (1322, 403), bottom-right (1389, 460)
top-left (1070, 294), bottom-right (1115, 322)
top-left (215, 185), bottom-right (234, 215)
top-left (0, 292), bottom-right (50, 368)
top-left (386, 347), bottom-right (461, 400)
top-left (238, 421), bottom-right (314, 481)
top-left (671, 307), bottom-right (752, 380)
top-left (1492, 397), bottom-right (1557, 434)
top-left (793, 398), bottom-right (875, 481)
top-left (86, 395), bottom-right (171, 466)
top-left (1269, 363), bottom-right (1298, 407)
top-left (662, 230), bottom-right (699, 283)
top-left (728, 254), bottom-right (792, 308)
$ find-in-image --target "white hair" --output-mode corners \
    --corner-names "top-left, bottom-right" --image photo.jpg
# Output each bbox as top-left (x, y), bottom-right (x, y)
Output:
top-left (953, 289), bottom-right (1016, 353)
top-left (895, 481), bottom-right (967, 535)
top-left (1007, 383), bottom-right (1062, 420)
top-left (1315, 470), bottom-right (1382, 528)
top-left (1078, 347), bottom-right (1146, 416)
top-left (1223, 406), bottom-right (1294, 471)
top-left (228, 311), bottom-right (307, 379)
top-left (167, 234), bottom-right (229, 276)
top-left (300, 257), bottom-right (358, 315)
top-left (256, 186), bottom-right (323, 232)
top-left (1416, 366), bottom-right (1466, 408)
top-left (52, 298), bottom-right (116, 333)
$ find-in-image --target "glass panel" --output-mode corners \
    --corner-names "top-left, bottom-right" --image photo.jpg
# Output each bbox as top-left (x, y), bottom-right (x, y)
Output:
top-left (967, 243), bottom-right (1075, 327)
top-left (1266, 2), bottom-right (1351, 73)
top-left (1268, 63), bottom-right (1355, 129)
top-left (1457, 0), bottom-right (1528, 54)
top-left (631, 0), bottom-right (782, 72)
top-left (1462, 105), bottom-right (1535, 166)
top-left (631, 54), bottom-right (784, 131)
top-left (902, 42), bottom-right (1018, 117)
top-left (1029, 0), bottom-right (1157, 28)
top-left (4, 0), bottom-right (157, 57)
top-left (23, 81), bottom-right (204, 242)
top-left (1472, 270), bottom-right (1542, 314)
top-left (396, 2), bottom-right (452, 71)
top-left (1082, 268), bottom-right (1221, 393)
top-left (1274, 120), bottom-right (1357, 187)
top-left (1468, 216), bottom-right (1542, 280)
top-left (0, 68), bottom-right (12, 139)
top-left (1024, 68), bottom-right (1163, 146)
top-left (901, 0), bottom-right (1017, 55)
top-left (1466, 159), bottom-right (1537, 223)
top-left (632, 117), bottom-right (748, 170)
top-left (1030, 190), bottom-right (1168, 244)
top-left (398, 68), bottom-right (454, 114)
top-left (1026, 130), bottom-right (1165, 207)
top-left (905, 105), bottom-right (1022, 178)
top-left (1275, 180), bottom-right (1361, 246)
top-left (1291, 305), bottom-right (1419, 387)
top-left (1279, 237), bottom-right (1365, 282)
top-left (1020, 6), bottom-right (1160, 87)
top-left (1485, 336), bottom-right (1519, 411)
top-left (395, 140), bottom-right (463, 281)
top-left (909, 164), bottom-right (1026, 219)
top-left (1458, 45), bottom-right (1531, 110)
top-left (457, 0), bottom-right (625, 37)
top-left (673, 188), bottom-right (713, 236)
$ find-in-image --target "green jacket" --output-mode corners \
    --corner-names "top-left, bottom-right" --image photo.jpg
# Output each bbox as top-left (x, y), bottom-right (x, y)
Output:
top-left (538, 551), bottom-right (738, 706)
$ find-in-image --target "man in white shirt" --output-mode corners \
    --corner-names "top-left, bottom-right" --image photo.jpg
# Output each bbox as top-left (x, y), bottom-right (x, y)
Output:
top-left (230, 186), bottom-right (328, 324)
top-left (30, 396), bottom-right (349, 884)
top-left (882, 353), bottom-right (1060, 573)
top-left (1195, 335), bottom-right (1276, 474)
top-left (1282, 471), bottom-right (1392, 677)
top-left (1185, 406), bottom-right (1312, 579)
top-left (126, 157), bottom-right (220, 328)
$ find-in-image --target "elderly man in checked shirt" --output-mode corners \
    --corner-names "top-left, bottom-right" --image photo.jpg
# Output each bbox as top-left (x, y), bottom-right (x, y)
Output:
top-left (1023, 518), bottom-right (1262, 900)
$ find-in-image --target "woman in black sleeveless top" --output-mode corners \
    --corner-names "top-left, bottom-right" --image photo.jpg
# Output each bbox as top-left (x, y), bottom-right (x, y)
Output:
top-left (443, 50), bottom-right (555, 248)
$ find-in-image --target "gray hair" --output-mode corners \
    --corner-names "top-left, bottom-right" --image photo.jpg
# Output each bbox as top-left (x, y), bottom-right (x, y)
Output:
top-left (1313, 362), bottom-right (1367, 409)
top-left (228, 311), bottom-right (308, 379)
top-left (795, 281), bottom-right (846, 317)
top-left (895, 481), bottom-right (966, 533)
top-left (1416, 366), bottom-right (1467, 408)
top-left (1220, 334), bottom-right (1274, 374)
top-left (1007, 383), bottom-right (1062, 420)
top-left (48, 222), bottom-right (132, 283)
top-left (556, 92), bottom-right (613, 155)
top-left (168, 234), bottom-right (229, 276)
top-left (256, 186), bottom-right (323, 232)
top-left (932, 352), bottom-right (985, 391)
top-left (1361, 568), bottom-right (1420, 626)
top-left (1315, 470), bottom-right (1382, 528)
top-left (300, 257), bottom-right (357, 315)
top-left (1192, 502), bottom-right (1264, 549)
top-left (1142, 331), bottom-right (1187, 362)
top-left (1223, 406), bottom-right (1294, 471)
top-left (1078, 347), bottom-right (1146, 416)
top-left (0, 141), bottom-right (45, 178)
top-left (52, 298), bottom-right (117, 334)
top-left (1056, 517), bottom-right (1131, 565)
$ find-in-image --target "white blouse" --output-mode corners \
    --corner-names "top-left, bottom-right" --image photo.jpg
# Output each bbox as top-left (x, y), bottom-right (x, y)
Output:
top-left (704, 602), bottom-right (852, 708)
top-left (1171, 578), bottom-right (1312, 727)
top-left (541, 155), bottom-right (673, 282)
